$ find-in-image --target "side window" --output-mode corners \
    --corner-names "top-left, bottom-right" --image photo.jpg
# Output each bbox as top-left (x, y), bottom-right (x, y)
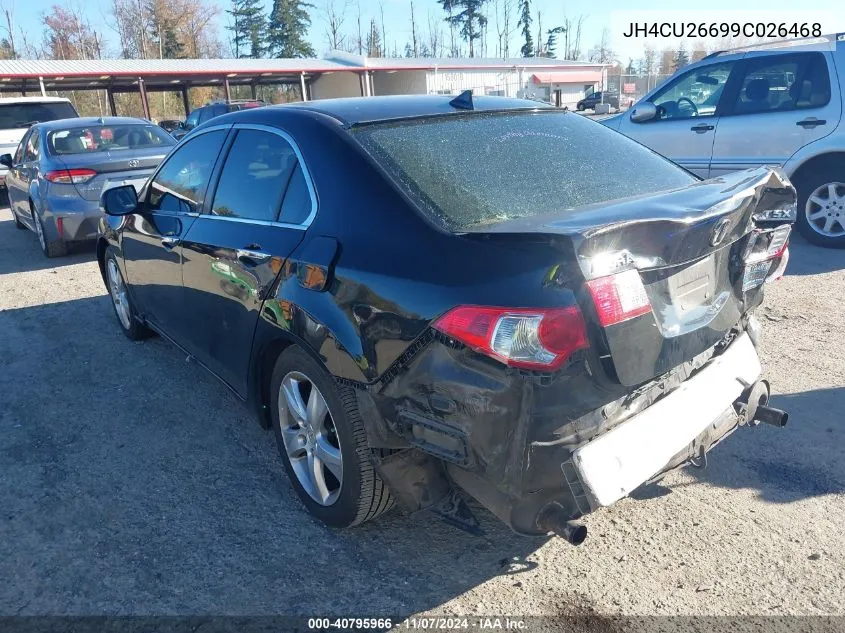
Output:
top-left (279, 164), bottom-right (313, 225)
top-left (651, 62), bottom-right (735, 120)
top-left (13, 131), bottom-right (30, 164)
top-left (210, 129), bottom-right (299, 222)
top-left (23, 130), bottom-right (40, 162)
top-left (729, 54), bottom-right (830, 115)
top-left (198, 107), bottom-right (216, 124)
top-left (148, 130), bottom-right (226, 215)
top-left (185, 110), bottom-right (200, 129)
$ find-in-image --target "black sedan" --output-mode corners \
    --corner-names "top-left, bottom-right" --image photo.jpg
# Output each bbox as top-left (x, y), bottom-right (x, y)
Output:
top-left (97, 94), bottom-right (794, 543)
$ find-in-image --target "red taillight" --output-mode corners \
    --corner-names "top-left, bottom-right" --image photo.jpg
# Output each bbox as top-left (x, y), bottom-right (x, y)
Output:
top-left (433, 305), bottom-right (589, 371)
top-left (586, 269), bottom-right (652, 327)
top-left (45, 169), bottom-right (97, 184)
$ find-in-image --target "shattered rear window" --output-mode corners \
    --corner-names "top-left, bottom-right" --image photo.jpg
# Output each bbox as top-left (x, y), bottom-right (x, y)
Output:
top-left (352, 111), bottom-right (696, 231)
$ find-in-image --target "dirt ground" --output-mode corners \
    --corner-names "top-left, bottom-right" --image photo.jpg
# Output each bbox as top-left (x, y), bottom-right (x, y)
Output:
top-left (0, 203), bottom-right (843, 619)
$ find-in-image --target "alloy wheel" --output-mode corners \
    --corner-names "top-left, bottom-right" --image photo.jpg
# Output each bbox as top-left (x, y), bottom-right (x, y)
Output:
top-left (804, 181), bottom-right (845, 238)
top-left (278, 371), bottom-right (343, 506)
top-left (106, 259), bottom-right (132, 330)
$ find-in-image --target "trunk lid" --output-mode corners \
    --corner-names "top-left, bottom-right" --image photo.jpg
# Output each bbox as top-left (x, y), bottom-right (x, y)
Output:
top-left (56, 148), bottom-right (167, 201)
top-left (467, 167), bottom-right (796, 386)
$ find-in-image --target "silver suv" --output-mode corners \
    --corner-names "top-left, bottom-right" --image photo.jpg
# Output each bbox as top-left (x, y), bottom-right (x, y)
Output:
top-left (604, 35), bottom-right (845, 248)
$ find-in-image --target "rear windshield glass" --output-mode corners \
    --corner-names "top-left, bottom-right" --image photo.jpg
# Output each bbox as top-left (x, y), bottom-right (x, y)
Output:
top-left (352, 111), bottom-right (696, 231)
top-left (0, 102), bottom-right (77, 129)
top-left (48, 124), bottom-right (175, 155)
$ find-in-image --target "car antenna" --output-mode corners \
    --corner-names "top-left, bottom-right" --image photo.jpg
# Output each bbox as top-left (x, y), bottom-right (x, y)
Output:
top-left (449, 90), bottom-right (474, 111)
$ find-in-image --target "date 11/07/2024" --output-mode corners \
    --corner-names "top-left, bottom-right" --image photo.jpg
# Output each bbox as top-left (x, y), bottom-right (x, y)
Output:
top-left (307, 617), bottom-right (528, 630)
top-left (622, 22), bottom-right (822, 39)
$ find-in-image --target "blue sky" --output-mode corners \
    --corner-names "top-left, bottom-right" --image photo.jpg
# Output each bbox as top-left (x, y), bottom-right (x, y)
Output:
top-left (5, 0), bottom-right (845, 62)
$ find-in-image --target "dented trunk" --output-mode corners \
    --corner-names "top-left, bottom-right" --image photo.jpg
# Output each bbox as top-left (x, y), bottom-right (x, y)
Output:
top-left (466, 167), bottom-right (795, 386)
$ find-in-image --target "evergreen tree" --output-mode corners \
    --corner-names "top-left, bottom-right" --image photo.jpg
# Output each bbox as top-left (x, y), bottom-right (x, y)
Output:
top-left (437, 0), bottom-right (489, 57)
top-left (366, 18), bottom-right (382, 56)
top-left (543, 25), bottom-right (564, 58)
top-left (267, 0), bottom-right (315, 58)
top-left (227, 0), bottom-right (267, 58)
top-left (672, 45), bottom-right (689, 72)
top-left (517, 0), bottom-right (532, 57)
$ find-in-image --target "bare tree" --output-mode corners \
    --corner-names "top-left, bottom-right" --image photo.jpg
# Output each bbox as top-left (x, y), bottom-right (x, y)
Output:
top-left (426, 11), bottom-right (441, 57)
top-left (379, 1), bottom-right (386, 56)
top-left (493, 0), bottom-right (515, 58)
top-left (323, 0), bottom-right (348, 51)
top-left (409, 0), bottom-right (418, 57)
top-left (561, 12), bottom-right (585, 60)
top-left (1, 0), bottom-right (16, 58)
top-left (355, 0), bottom-right (363, 54)
top-left (588, 26), bottom-right (614, 63)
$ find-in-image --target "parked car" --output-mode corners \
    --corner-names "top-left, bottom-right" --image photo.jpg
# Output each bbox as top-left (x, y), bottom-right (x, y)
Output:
top-left (576, 91), bottom-right (620, 111)
top-left (97, 95), bottom-right (792, 543)
top-left (0, 96), bottom-right (79, 189)
top-left (604, 34), bottom-right (845, 248)
top-left (171, 100), bottom-right (265, 139)
top-left (2, 116), bottom-right (175, 257)
top-left (157, 119), bottom-right (184, 135)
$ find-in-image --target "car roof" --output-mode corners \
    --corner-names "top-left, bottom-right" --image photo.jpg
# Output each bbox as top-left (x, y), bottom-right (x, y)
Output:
top-left (281, 94), bottom-right (552, 125)
top-left (35, 116), bottom-right (151, 131)
top-left (0, 96), bottom-right (73, 105)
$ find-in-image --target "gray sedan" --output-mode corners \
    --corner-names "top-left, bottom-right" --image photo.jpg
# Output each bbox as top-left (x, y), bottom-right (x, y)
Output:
top-left (2, 116), bottom-right (175, 257)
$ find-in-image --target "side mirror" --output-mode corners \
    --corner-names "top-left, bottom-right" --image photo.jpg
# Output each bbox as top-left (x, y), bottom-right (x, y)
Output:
top-left (630, 102), bottom-right (658, 123)
top-left (0, 154), bottom-right (13, 169)
top-left (101, 184), bottom-right (138, 216)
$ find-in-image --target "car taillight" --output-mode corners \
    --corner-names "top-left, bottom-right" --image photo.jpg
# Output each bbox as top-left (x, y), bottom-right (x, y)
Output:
top-left (433, 305), bottom-right (589, 371)
top-left (744, 225), bottom-right (791, 263)
top-left (45, 169), bottom-right (97, 184)
top-left (585, 269), bottom-right (652, 327)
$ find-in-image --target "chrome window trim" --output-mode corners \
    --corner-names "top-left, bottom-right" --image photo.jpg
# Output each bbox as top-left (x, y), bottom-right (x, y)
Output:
top-left (203, 122), bottom-right (318, 229)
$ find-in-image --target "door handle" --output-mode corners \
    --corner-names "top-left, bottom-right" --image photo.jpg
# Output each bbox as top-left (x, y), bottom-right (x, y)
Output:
top-left (690, 123), bottom-right (714, 133)
top-left (796, 117), bottom-right (826, 128)
top-left (236, 248), bottom-right (271, 265)
top-left (161, 236), bottom-right (179, 250)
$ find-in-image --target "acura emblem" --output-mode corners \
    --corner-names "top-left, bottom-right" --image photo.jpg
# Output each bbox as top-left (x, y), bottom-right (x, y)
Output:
top-left (710, 218), bottom-right (732, 246)
top-left (128, 159), bottom-right (139, 168)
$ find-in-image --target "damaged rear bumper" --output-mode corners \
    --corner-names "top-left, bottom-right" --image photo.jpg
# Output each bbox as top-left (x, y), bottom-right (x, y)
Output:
top-left (370, 328), bottom-right (780, 539)
top-left (570, 333), bottom-right (760, 509)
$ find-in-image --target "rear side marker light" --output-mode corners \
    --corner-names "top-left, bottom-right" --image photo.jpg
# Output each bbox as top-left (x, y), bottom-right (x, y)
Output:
top-left (45, 169), bottom-right (97, 184)
top-left (586, 269), bottom-right (652, 327)
top-left (56, 217), bottom-right (64, 238)
top-left (433, 305), bottom-right (589, 371)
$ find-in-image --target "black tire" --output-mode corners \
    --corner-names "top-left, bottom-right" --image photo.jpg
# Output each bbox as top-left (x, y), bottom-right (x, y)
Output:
top-left (794, 164), bottom-right (845, 249)
top-left (270, 346), bottom-right (393, 527)
top-left (32, 205), bottom-right (67, 257)
top-left (104, 246), bottom-right (152, 341)
top-left (12, 209), bottom-right (26, 230)
top-left (576, 103), bottom-right (586, 111)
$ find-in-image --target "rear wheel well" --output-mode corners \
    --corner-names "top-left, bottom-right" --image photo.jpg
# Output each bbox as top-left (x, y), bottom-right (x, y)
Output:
top-left (96, 239), bottom-right (108, 284)
top-left (789, 152), bottom-right (845, 188)
top-left (256, 336), bottom-right (296, 429)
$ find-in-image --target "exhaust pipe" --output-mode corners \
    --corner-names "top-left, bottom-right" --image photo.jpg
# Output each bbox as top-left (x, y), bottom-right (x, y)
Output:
top-left (754, 404), bottom-right (789, 427)
top-left (736, 380), bottom-right (788, 427)
top-left (539, 505), bottom-right (587, 546)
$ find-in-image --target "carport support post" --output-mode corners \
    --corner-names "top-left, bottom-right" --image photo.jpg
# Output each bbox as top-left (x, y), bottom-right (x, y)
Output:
top-left (299, 72), bottom-right (308, 102)
top-left (39, 76), bottom-right (47, 97)
top-left (106, 86), bottom-right (117, 115)
top-left (250, 81), bottom-right (258, 100)
top-left (224, 77), bottom-right (232, 102)
top-left (181, 84), bottom-right (191, 117)
top-left (138, 77), bottom-right (151, 120)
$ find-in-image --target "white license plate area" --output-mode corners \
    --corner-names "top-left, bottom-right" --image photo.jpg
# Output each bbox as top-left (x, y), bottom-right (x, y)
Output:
top-left (742, 260), bottom-right (773, 291)
top-left (572, 334), bottom-right (761, 507)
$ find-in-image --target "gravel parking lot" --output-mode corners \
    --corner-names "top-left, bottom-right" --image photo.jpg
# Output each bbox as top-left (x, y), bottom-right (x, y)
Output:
top-left (1, 202), bottom-right (843, 619)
